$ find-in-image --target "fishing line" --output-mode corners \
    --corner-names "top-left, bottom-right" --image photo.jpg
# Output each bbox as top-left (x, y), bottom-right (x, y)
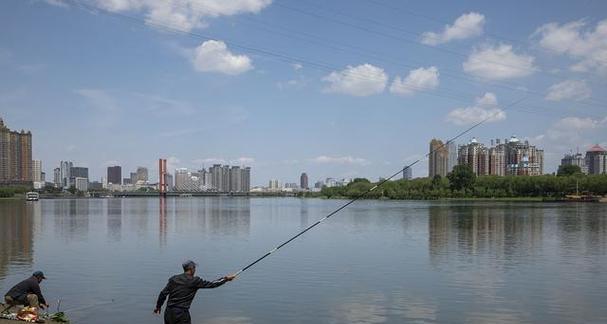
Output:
top-left (233, 96), bottom-right (529, 277)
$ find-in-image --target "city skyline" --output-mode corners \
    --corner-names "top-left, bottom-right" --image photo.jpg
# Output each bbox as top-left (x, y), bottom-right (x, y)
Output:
top-left (1, 1), bottom-right (606, 184)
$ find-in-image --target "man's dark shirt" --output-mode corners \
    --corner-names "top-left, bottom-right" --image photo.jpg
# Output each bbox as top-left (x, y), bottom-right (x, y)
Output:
top-left (156, 273), bottom-right (227, 310)
top-left (4, 276), bottom-right (47, 305)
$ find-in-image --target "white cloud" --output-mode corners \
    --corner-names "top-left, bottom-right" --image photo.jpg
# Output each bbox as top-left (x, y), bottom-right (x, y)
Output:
top-left (545, 80), bottom-right (591, 101)
top-left (463, 44), bottom-right (537, 80)
top-left (230, 157), bottom-right (255, 165)
top-left (192, 40), bottom-right (253, 75)
top-left (446, 92), bottom-right (506, 125)
top-left (390, 66), bottom-right (439, 96)
top-left (63, 0), bottom-right (273, 32)
top-left (292, 63), bottom-right (303, 70)
top-left (421, 12), bottom-right (485, 45)
top-left (322, 64), bottom-right (387, 96)
top-left (192, 157), bottom-right (254, 166)
top-left (311, 156), bottom-right (369, 165)
top-left (533, 19), bottom-right (607, 74)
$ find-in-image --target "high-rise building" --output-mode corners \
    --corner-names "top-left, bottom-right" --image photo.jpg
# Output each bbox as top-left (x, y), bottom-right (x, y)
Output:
top-left (561, 152), bottom-right (588, 174)
top-left (0, 118), bottom-right (32, 185)
top-left (458, 138), bottom-right (489, 176)
top-left (221, 165), bottom-right (230, 192)
top-left (458, 136), bottom-right (543, 176)
top-left (165, 173), bottom-right (174, 190)
top-left (53, 167), bottom-right (61, 188)
top-left (107, 166), bottom-right (122, 185)
top-left (129, 172), bottom-right (137, 185)
top-left (447, 141), bottom-right (457, 173)
top-left (69, 166), bottom-right (88, 188)
top-left (269, 179), bottom-right (280, 191)
top-left (300, 172), bottom-right (309, 189)
top-left (136, 167), bottom-right (148, 183)
top-left (74, 177), bottom-right (88, 192)
top-left (586, 144), bottom-right (607, 175)
top-left (504, 136), bottom-right (543, 176)
top-left (403, 166), bottom-right (412, 180)
top-left (60, 161), bottom-right (73, 188)
top-left (229, 166), bottom-right (242, 192)
top-left (429, 139), bottom-right (449, 178)
top-left (241, 167), bottom-right (250, 192)
top-left (32, 160), bottom-right (42, 182)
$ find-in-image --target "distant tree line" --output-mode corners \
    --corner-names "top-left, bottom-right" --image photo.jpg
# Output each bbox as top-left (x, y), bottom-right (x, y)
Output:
top-left (320, 165), bottom-right (607, 200)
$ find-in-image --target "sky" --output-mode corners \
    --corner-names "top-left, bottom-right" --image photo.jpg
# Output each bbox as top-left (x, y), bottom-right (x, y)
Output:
top-left (1, 0), bottom-right (606, 186)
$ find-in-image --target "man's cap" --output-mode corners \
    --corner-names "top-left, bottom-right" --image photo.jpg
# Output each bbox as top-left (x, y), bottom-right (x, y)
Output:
top-left (33, 271), bottom-right (46, 280)
top-left (182, 260), bottom-right (197, 271)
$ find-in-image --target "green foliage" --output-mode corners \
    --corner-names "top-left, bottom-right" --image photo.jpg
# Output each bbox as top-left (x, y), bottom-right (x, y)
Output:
top-left (319, 174), bottom-right (607, 200)
top-left (557, 164), bottom-right (582, 176)
top-left (447, 165), bottom-right (476, 192)
top-left (0, 188), bottom-right (15, 198)
top-left (67, 186), bottom-right (77, 194)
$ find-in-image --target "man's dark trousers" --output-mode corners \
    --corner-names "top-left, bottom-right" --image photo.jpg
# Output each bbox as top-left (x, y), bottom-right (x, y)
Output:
top-left (164, 307), bottom-right (191, 324)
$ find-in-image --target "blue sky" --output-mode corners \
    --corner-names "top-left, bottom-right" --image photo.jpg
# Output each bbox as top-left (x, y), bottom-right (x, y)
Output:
top-left (1, 0), bottom-right (606, 185)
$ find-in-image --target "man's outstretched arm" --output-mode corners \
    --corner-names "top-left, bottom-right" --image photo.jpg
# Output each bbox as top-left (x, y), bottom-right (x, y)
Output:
top-left (154, 279), bottom-right (173, 314)
top-left (196, 274), bottom-right (236, 289)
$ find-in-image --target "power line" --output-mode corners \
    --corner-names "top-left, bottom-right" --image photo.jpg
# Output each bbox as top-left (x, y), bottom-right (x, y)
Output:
top-left (274, 0), bottom-right (607, 107)
top-left (64, 0), bottom-right (606, 122)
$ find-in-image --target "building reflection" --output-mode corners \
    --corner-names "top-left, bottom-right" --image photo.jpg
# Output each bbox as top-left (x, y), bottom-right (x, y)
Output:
top-left (428, 204), bottom-right (543, 266)
top-left (107, 198), bottom-right (123, 241)
top-left (169, 197), bottom-right (251, 236)
top-left (159, 197), bottom-right (167, 247)
top-left (0, 201), bottom-right (34, 278)
top-left (53, 199), bottom-right (90, 241)
top-left (556, 204), bottom-right (607, 256)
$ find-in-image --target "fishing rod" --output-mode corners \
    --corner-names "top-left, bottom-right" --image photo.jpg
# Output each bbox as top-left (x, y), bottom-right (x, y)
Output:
top-left (233, 96), bottom-right (529, 277)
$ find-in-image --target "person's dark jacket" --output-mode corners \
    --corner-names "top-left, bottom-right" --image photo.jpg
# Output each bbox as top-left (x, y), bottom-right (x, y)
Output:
top-left (156, 273), bottom-right (227, 311)
top-left (4, 276), bottom-right (47, 305)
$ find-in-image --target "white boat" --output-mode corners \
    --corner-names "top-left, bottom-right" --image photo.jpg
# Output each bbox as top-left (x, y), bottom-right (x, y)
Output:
top-left (25, 192), bottom-right (39, 201)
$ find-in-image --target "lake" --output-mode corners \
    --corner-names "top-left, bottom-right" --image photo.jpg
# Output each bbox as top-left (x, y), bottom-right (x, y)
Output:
top-left (1, 198), bottom-right (606, 323)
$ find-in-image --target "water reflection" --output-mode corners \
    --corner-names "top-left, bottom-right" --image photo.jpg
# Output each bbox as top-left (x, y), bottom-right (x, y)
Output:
top-left (428, 204), bottom-right (544, 267)
top-left (53, 199), bottom-right (90, 242)
top-left (0, 201), bottom-right (34, 278)
top-left (107, 198), bottom-right (122, 241)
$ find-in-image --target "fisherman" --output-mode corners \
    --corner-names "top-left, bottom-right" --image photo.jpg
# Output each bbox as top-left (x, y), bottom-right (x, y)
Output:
top-left (154, 261), bottom-right (236, 324)
top-left (3, 271), bottom-right (49, 310)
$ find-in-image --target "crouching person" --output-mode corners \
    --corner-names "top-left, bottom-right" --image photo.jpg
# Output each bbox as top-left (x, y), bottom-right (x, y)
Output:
top-left (3, 271), bottom-right (49, 310)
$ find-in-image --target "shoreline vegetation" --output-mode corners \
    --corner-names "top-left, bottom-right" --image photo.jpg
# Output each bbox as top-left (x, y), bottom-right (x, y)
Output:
top-left (2, 166), bottom-right (606, 202)
top-left (315, 165), bottom-right (607, 201)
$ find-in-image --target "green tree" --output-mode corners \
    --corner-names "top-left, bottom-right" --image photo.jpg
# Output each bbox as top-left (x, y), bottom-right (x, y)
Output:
top-left (447, 165), bottom-right (476, 192)
top-left (557, 164), bottom-right (582, 176)
top-left (67, 186), bottom-right (77, 195)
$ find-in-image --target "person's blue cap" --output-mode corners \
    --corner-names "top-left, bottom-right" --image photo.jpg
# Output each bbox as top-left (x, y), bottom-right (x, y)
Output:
top-left (33, 271), bottom-right (46, 280)
top-left (182, 260), bottom-right (197, 271)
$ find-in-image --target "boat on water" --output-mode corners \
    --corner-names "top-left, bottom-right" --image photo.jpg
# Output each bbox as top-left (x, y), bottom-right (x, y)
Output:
top-left (564, 194), bottom-right (601, 202)
top-left (25, 192), bottom-right (39, 201)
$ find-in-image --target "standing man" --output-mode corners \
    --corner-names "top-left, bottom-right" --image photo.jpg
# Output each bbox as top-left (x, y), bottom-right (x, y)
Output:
top-left (154, 261), bottom-right (235, 324)
top-left (4, 271), bottom-right (49, 310)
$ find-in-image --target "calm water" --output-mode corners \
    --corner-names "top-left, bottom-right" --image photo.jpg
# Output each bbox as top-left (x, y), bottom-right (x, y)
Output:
top-left (1, 198), bottom-right (606, 323)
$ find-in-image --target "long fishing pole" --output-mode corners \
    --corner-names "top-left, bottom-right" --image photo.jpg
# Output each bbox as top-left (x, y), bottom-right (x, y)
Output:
top-left (233, 96), bottom-right (529, 277)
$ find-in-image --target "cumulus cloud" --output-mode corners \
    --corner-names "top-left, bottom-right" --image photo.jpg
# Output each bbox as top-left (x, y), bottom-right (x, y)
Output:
top-left (545, 80), bottom-right (591, 101)
top-left (390, 66), bottom-right (439, 96)
top-left (192, 40), bottom-right (253, 75)
top-left (446, 92), bottom-right (506, 125)
top-left (51, 0), bottom-right (273, 32)
top-left (463, 44), bottom-right (537, 80)
top-left (533, 19), bottom-right (607, 74)
top-left (322, 64), bottom-right (387, 96)
top-left (421, 12), bottom-right (485, 45)
top-left (311, 156), bottom-right (369, 165)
